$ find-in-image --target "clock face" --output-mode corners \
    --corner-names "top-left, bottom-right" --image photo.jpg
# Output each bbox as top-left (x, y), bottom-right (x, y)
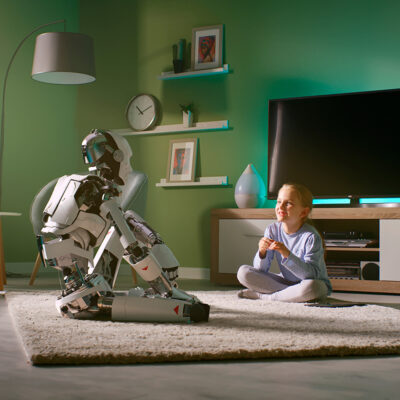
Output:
top-left (126, 94), bottom-right (159, 131)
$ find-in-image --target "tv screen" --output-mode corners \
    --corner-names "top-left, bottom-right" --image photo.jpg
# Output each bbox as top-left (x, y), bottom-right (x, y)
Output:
top-left (267, 89), bottom-right (400, 202)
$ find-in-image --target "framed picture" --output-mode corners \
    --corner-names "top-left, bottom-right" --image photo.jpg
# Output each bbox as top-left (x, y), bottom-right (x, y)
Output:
top-left (191, 24), bottom-right (223, 70)
top-left (166, 138), bottom-right (198, 182)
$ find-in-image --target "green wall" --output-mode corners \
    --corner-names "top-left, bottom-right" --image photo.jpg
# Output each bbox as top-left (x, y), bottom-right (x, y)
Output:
top-left (0, 0), bottom-right (81, 263)
top-left (79, 0), bottom-right (400, 271)
top-left (3, 0), bottom-right (400, 269)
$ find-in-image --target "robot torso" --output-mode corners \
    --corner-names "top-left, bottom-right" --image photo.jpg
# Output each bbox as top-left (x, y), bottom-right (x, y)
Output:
top-left (42, 174), bottom-right (113, 247)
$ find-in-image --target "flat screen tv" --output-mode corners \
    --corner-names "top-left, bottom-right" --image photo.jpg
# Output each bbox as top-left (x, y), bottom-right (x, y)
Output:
top-left (267, 88), bottom-right (400, 205)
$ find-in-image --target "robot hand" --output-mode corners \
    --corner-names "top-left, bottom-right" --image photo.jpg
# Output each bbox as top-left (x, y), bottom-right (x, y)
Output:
top-left (123, 242), bottom-right (173, 297)
top-left (162, 266), bottom-right (179, 287)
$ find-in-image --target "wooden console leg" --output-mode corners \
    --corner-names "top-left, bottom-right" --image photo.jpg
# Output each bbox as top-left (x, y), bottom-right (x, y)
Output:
top-left (131, 267), bottom-right (138, 285)
top-left (0, 218), bottom-right (6, 290)
top-left (29, 253), bottom-right (42, 286)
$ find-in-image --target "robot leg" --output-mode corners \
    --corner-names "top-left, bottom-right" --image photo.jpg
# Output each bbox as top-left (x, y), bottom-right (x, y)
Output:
top-left (122, 249), bottom-right (210, 322)
top-left (55, 273), bottom-right (113, 319)
top-left (41, 237), bottom-right (113, 319)
top-left (98, 292), bottom-right (210, 323)
top-left (41, 237), bottom-right (93, 284)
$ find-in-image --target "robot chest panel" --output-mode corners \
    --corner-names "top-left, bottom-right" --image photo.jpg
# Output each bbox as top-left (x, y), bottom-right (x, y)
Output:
top-left (44, 175), bottom-right (97, 228)
top-left (74, 211), bottom-right (110, 246)
top-left (46, 179), bottom-right (81, 227)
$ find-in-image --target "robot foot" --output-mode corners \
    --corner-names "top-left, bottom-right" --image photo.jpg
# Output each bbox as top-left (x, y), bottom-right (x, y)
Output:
top-left (55, 273), bottom-right (113, 319)
top-left (187, 302), bottom-right (210, 322)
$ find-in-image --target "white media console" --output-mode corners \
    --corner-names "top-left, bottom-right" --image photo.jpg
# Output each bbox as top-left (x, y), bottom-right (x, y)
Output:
top-left (210, 207), bottom-right (400, 294)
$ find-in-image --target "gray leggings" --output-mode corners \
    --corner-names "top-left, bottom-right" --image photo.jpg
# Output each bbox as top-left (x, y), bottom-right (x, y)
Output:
top-left (237, 265), bottom-right (328, 303)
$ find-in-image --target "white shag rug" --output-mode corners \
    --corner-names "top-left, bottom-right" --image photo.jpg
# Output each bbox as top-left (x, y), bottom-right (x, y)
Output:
top-left (6, 290), bottom-right (400, 365)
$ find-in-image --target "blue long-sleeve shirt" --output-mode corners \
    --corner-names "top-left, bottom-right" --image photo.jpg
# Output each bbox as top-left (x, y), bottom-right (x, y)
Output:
top-left (253, 222), bottom-right (332, 294)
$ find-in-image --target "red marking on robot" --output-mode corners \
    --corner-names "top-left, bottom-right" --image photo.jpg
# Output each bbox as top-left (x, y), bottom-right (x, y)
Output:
top-left (173, 306), bottom-right (179, 315)
top-left (142, 266), bottom-right (148, 271)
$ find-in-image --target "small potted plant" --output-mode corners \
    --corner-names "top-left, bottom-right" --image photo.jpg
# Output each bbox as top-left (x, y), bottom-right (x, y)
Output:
top-left (180, 103), bottom-right (194, 128)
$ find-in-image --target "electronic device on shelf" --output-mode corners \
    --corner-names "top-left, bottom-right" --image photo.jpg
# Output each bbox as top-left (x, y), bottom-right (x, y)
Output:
top-left (323, 230), bottom-right (368, 239)
top-left (322, 231), bottom-right (377, 247)
top-left (326, 261), bottom-right (380, 280)
top-left (325, 239), bottom-right (373, 248)
top-left (326, 262), bottom-right (360, 279)
top-left (267, 88), bottom-right (400, 207)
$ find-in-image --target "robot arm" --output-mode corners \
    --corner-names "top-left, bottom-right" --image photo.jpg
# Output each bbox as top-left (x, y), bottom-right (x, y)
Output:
top-left (100, 199), bottom-right (174, 297)
top-left (124, 210), bottom-right (179, 284)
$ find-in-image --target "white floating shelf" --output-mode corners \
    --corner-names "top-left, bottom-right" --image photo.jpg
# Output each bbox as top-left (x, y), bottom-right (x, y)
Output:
top-left (156, 176), bottom-right (229, 187)
top-left (158, 64), bottom-right (230, 80)
top-left (110, 120), bottom-right (229, 137)
top-left (0, 212), bottom-right (22, 216)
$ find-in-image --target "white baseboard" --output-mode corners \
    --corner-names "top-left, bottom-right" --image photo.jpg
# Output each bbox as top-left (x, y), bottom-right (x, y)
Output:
top-left (5, 262), bottom-right (45, 275)
top-left (118, 265), bottom-right (210, 280)
top-left (6, 262), bottom-right (210, 280)
top-left (178, 267), bottom-right (210, 280)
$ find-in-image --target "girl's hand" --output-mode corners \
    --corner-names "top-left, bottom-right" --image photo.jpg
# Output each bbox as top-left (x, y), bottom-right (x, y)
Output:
top-left (258, 237), bottom-right (274, 259)
top-left (268, 240), bottom-right (290, 258)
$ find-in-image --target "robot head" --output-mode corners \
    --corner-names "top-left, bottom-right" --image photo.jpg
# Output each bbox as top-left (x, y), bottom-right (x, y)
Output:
top-left (82, 129), bottom-right (133, 185)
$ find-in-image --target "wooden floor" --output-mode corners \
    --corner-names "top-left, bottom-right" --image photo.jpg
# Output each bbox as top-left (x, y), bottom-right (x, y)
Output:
top-left (1, 273), bottom-right (400, 400)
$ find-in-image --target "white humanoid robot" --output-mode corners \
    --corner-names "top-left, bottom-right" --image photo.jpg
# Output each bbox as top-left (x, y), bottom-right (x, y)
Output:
top-left (38, 129), bottom-right (209, 323)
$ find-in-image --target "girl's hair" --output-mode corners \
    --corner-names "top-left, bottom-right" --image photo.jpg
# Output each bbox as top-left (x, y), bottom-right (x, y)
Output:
top-left (280, 183), bottom-right (327, 259)
top-left (279, 183), bottom-right (313, 222)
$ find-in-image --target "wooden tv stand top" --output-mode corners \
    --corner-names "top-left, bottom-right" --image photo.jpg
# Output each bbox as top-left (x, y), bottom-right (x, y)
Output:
top-left (211, 207), bottom-right (400, 220)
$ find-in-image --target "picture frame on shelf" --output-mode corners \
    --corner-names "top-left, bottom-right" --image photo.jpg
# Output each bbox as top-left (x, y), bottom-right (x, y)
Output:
top-left (191, 24), bottom-right (223, 70)
top-left (166, 138), bottom-right (198, 182)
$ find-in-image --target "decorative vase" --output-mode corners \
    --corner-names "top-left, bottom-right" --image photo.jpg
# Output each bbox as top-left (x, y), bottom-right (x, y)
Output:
top-left (182, 110), bottom-right (193, 127)
top-left (173, 59), bottom-right (184, 73)
top-left (234, 164), bottom-right (266, 208)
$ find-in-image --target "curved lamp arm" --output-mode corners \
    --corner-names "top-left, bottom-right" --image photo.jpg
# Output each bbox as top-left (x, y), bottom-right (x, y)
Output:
top-left (0, 19), bottom-right (65, 211)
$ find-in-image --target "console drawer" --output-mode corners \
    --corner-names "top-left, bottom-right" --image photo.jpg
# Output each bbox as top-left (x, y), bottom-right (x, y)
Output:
top-left (218, 219), bottom-right (278, 274)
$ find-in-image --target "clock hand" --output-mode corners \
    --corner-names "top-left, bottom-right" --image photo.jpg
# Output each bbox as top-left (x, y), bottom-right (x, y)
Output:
top-left (142, 105), bottom-right (153, 112)
top-left (136, 105), bottom-right (144, 115)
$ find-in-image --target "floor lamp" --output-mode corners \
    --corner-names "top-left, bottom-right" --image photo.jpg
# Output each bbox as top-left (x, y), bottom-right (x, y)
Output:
top-left (0, 19), bottom-right (96, 291)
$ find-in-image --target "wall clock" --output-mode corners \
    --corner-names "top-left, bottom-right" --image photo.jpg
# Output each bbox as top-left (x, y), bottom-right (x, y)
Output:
top-left (126, 94), bottom-right (160, 131)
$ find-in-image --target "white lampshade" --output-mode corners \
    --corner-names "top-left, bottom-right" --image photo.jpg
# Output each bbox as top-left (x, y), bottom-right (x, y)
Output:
top-left (32, 32), bottom-right (96, 84)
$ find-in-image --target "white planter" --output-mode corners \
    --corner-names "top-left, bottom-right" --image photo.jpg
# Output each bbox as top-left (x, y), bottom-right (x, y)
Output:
top-left (234, 164), bottom-right (266, 208)
top-left (182, 111), bottom-right (193, 127)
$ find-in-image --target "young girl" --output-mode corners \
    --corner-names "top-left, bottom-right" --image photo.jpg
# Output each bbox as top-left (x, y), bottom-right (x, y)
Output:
top-left (237, 183), bottom-right (332, 302)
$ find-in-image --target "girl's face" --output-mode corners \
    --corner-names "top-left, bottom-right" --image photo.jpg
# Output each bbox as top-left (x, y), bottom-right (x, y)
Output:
top-left (275, 187), bottom-right (309, 226)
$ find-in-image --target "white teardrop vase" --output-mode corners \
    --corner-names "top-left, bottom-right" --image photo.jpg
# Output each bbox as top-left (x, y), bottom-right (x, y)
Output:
top-left (234, 164), bottom-right (266, 208)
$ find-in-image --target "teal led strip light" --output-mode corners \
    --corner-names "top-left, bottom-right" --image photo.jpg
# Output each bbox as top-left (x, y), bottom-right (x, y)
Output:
top-left (360, 198), bottom-right (400, 204)
top-left (312, 198), bottom-right (351, 205)
top-left (312, 198), bottom-right (400, 205)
